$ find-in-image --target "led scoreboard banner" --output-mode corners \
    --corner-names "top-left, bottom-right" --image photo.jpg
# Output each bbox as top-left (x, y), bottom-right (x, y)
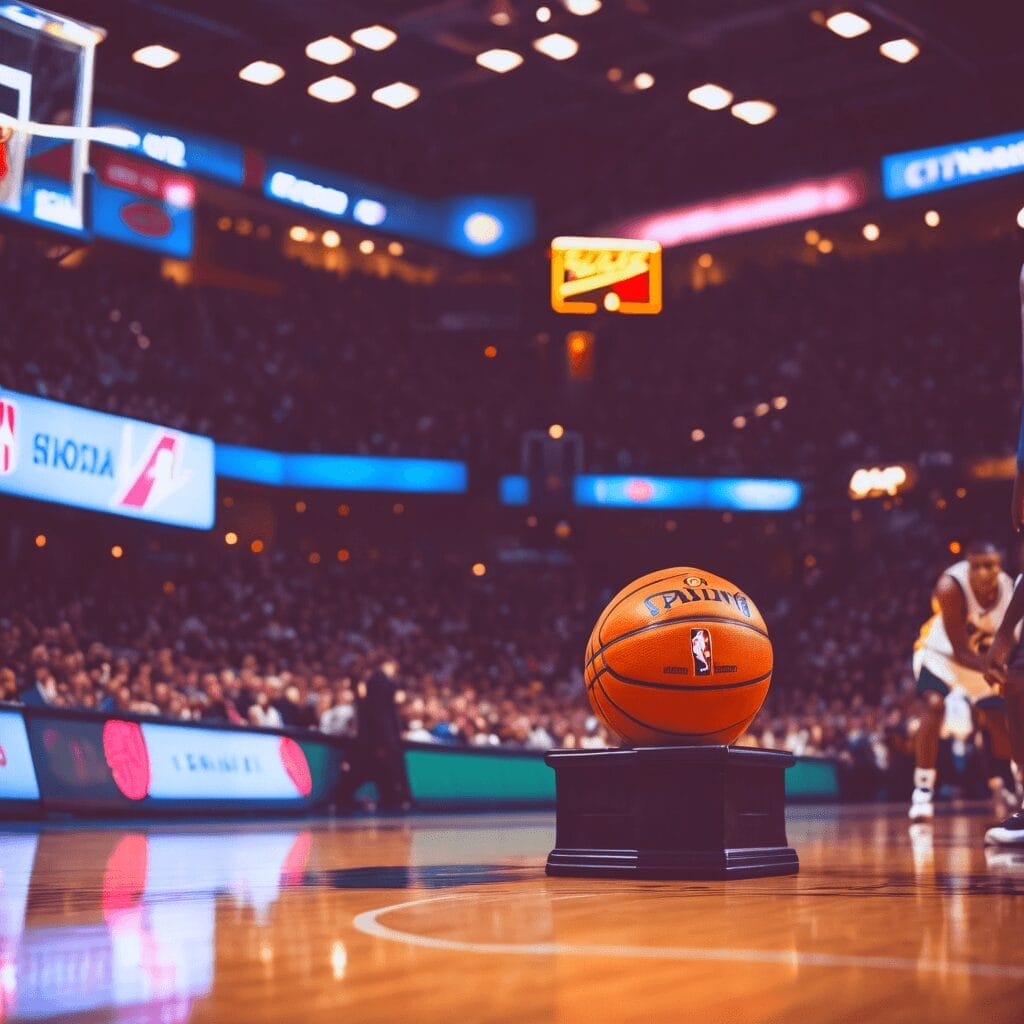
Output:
top-left (550, 236), bottom-right (662, 314)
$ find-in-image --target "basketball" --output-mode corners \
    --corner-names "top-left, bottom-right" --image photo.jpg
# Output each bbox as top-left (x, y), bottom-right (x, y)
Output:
top-left (585, 567), bottom-right (772, 746)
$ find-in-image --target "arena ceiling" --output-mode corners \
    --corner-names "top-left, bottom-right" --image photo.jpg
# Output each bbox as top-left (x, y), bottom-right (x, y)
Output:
top-left (50, 0), bottom-right (1024, 231)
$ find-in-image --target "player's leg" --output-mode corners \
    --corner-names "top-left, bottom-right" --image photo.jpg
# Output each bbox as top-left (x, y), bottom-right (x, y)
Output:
top-left (974, 701), bottom-right (1019, 813)
top-left (910, 668), bottom-right (947, 821)
top-left (986, 668), bottom-right (1024, 844)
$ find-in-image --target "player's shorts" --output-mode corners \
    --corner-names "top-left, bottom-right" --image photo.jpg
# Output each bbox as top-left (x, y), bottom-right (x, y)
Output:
top-left (915, 664), bottom-right (1005, 709)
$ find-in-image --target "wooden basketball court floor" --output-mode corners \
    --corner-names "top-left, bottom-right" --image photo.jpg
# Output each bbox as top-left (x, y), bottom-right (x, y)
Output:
top-left (2, 803), bottom-right (1022, 1024)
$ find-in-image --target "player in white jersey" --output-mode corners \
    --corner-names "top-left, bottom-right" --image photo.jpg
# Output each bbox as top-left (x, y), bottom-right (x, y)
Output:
top-left (909, 542), bottom-right (1017, 822)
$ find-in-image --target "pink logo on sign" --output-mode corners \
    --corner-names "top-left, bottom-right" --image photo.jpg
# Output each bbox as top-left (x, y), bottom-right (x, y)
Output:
top-left (112, 428), bottom-right (192, 514)
top-left (0, 396), bottom-right (17, 475)
top-left (626, 478), bottom-right (654, 503)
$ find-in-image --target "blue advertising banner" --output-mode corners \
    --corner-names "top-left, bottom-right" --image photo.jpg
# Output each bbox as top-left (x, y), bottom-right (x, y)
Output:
top-left (93, 107), bottom-right (245, 185)
top-left (882, 129), bottom-right (1024, 199)
top-left (0, 708), bottom-right (40, 801)
top-left (263, 156), bottom-right (534, 256)
top-left (216, 445), bottom-right (467, 493)
top-left (574, 475), bottom-right (803, 511)
top-left (0, 389), bottom-right (215, 529)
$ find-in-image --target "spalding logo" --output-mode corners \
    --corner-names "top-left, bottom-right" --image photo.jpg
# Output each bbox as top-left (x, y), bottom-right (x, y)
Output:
top-left (644, 586), bottom-right (752, 619)
top-left (119, 201), bottom-right (173, 239)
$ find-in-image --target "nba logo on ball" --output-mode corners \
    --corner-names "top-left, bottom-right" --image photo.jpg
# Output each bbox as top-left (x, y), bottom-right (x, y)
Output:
top-left (691, 628), bottom-right (712, 676)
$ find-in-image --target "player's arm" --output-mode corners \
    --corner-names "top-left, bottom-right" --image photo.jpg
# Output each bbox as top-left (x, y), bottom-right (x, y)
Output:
top-left (935, 575), bottom-right (987, 673)
top-left (986, 577), bottom-right (1024, 684)
top-left (1012, 263), bottom-right (1024, 532)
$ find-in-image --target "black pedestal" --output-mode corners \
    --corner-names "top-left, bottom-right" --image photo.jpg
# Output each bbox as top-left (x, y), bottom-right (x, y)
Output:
top-left (545, 745), bottom-right (798, 880)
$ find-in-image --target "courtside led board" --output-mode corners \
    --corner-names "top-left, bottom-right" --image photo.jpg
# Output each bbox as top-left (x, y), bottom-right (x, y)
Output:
top-left (550, 236), bottom-right (662, 314)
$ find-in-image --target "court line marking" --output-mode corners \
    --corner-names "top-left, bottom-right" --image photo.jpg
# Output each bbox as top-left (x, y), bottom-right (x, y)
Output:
top-left (352, 892), bottom-right (1024, 980)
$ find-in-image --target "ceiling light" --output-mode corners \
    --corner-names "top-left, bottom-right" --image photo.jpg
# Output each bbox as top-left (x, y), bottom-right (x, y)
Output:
top-left (731, 100), bottom-right (776, 125)
top-left (239, 61), bottom-right (285, 85)
top-left (633, 72), bottom-right (655, 90)
top-left (924, 210), bottom-right (940, 227)
top-left (476, 48), bottom-right (524, 73)
top-left (879, 38), bottom-right (919, 63)
top-left (322, 230), bottom-right (341, 248)
top-left (687, 83), bottom-right (733, 110)
top-left (289, 226), bottom-right (311, 242)
top-left (489, 0), bottom-right (513, 26)
top-left (464, 212), bottom-right (503, 245)
top-left (564, 0), bottom-right (602, 13)
top-left (308, 76), bottom-right (356, 103)
top-left (372, 82), bottom-right (420, 109)
top-left (359, 239), bottom-right (375, 254)
top-left (862, 223), bottom-right (880, 241)
top-left (132, 44), bottom-right (179, 69)
top-left (533, 33), bottom-right (579, 60)
top-left (306, 36), bottom-right (353, 65)
top-left (824, 12), bottom-right (871, 38)
top-left (352, 25), bottom-right (397, 51)
top-left (536, 6), bottom-right (552, 22)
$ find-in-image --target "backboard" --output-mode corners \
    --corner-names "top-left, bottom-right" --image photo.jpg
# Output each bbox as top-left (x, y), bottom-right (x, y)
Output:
top-left (0, 3), bottom-right (104, 231)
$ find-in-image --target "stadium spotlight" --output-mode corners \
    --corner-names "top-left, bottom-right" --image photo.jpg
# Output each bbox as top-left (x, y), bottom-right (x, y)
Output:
top-left (755, 402), bottom-right (770, 417)
top-left (772, 395), bottom-right (788, 409)
top-left (464, 212), bottom-right (503, 245)
top-left (691, 429), bottom-right (705, 442)
top-left (289, 226), bottom-right (311, 242)
top-left (322, 230), bottom-right (341, 248)
top-left (359, 239), bottom-right (375, 254)
top-left (476, 48), bottom-right (524, 73)
top-left (824, 12), bottom-right (871, 38)
top-left (536, 5), bottom-right (552, 22)
top-left (633, 72), bottom-right (655, 90)
top-left (352, 25), bottom-right (397, 51)
top-left (697, 252), bottom-right (713, 268)
top-left (308, 76), bottom-right (356, 103)
top-left (731, 100), bottom-right (776, 125)
top-left (564, 0), bottom-right (602, 13)
top-left (862, 223), bottom-right (880, 241)
top-left (489, 0), bottom-right (513, 26)
top-left (111, 545), bottom-right (124, 559)
top-left (804, 229), bottom-right (820, 245)
top-left (688, 83), bottom-right (733, 110)
top-left (306, 36), bottom-right (353, 64)
top-left (388, 241), bottom-right (404, 256)
top-left (1017, 206), bottom-right (1024, 229)
top-left (472, 562), bottom-right (487, 576)
top-left (733, 415), bottom-right (747, 429)
top-left (533, 33), bottom-right (579, 60)
top-left (371, 82), bottom-right (420, 108)
top-left (34, 534), bottom-right (46, 548)
top-left (549, 423), bottom-right (565, 439)
top-left (225, 532), bottom-right (238, 545)
top-left (817, 238), bottom-right (834, 253)
top-left (924, 209), bottom-right (940, 227)
top-left (879, 38), bottom-right (919, 63)
top-left (239, 61), bottom-right (285, 85)
top-left (132, 44), bottom-right (180, 69)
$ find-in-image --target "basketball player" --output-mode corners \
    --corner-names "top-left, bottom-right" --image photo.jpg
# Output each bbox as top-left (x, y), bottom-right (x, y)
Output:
top-left (909, 542), bottom-right (1017, 821)
top-left (1011, 265), bottom-right (1024, 533)
top-left (981, 577), bottom-right (1024, 843)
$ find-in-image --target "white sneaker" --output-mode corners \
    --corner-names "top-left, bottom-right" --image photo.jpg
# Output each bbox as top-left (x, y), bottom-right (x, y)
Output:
top-left (985, 810), bottom-right (1024, 846)
top-left (909, 787), bottom-right (934, 821)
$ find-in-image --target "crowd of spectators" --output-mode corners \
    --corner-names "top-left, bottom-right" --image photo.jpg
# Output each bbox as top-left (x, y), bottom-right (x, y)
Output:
top-left (1, 232), bottom-right (1021, 480)
top-left (0, 498), bottom-right (994, 801)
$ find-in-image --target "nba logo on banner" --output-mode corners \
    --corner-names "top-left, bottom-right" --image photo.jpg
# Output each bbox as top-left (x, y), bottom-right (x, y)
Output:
top-left (0, 396), bottom-right (17, 475)
top-left (690, 628), bottom-right (712, 676)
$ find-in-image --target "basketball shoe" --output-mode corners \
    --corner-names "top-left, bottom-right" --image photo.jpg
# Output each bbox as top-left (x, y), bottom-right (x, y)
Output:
top-left (908, 767), bottom-right (936, 821)
top-left (984, 810), bottom-right (1024, 846)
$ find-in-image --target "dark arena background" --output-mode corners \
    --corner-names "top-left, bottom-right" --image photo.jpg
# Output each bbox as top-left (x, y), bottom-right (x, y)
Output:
top-left (2, 1), bottom-right (1024, 1021)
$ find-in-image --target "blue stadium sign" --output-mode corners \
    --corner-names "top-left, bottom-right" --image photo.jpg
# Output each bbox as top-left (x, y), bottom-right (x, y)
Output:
top-left (0, 390), bottom-right (215, 529)
top-left (882, 129), bottom-right (1024, 199)
top-left (574, 475), bottom-right (803, 511)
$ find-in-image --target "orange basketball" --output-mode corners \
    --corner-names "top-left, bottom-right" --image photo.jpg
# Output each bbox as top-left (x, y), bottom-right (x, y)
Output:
top-left (585, 567), bottom-right (771, 746)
